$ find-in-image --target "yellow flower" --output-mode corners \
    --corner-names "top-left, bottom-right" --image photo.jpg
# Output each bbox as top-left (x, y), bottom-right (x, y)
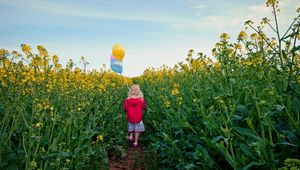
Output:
top-left (37, 45), bottom-right (49, 56)
top-left (193, 99), bottom-right (200, 103)
top-left (0, 49), bottom-right (9, 57)
top-left (250, 33), bottom-right (258, 41)
top-left (266, 0), bottom-right (278, 7)
top-left (30, 160), bottom-right (37, 169)
top-left (270, 38), bottom-right (277, 48)
top-left (171, 88), bottom-right (179, 95)
top-left (96, 135), bottom-right (104, 142)
top-left (234, 44), bottom-right (242, 50)
top-left (52, 55), bottom-right (59, 64)
top-left (21, 44), bottom-right (32, 54)
top-left (171, 83), bottom-right (180, 95)
top-left (220, 33), bottom-right (230, 41)
top-left (238, 31), bottom-right (247, 40)
top-left (214, 62), bottom-right (221, 70)
top-left (214, 96), bottom-right (225, 105)
top-left (259, 100), bottom-right (267, 105)
top-left (54, 63), bottom-right (62, 70)
top-left (261, 17), bottom-right (270, 25)
top-left (297, 33), bottom-right (300, 40)
top-left (35, 122), bottom-right (43, 128)
top-left (257, 31), bottom-right (266, 41)
top-left (164, 101), bottom-right (170, 108)
top-left (244, 20), bottom-right (254, 25)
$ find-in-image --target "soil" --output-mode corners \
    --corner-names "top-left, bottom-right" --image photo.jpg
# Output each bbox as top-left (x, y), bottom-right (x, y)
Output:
top-left (109, 144), bottom-right (145, 170)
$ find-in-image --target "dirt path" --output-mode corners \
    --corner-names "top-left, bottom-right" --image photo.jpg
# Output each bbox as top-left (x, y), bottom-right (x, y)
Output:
top-left (109, 145), bottom-right (145, 170)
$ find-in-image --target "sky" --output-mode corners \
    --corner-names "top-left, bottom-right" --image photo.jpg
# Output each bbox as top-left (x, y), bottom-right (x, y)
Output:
top-left (0, 0), bottom-right (299, 77)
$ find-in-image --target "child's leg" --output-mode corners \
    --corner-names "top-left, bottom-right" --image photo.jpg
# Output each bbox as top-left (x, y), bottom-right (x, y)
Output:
top-left (133, 121), bottom-right (144, 146)
top-left (129, 132), bottom-right (133, 140)
top-left (128, 123), bottom-right (134, 141)
top-left (134, 132), bottom-right (139, 145)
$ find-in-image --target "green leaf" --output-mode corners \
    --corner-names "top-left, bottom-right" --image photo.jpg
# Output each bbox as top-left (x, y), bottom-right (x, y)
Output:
top-left (211, 135), bottom-right (226, 143)
top-left (277, 141), bottom-right (297, 147)
top-left (242, 161), bottom-right (265, 170)
top-left (291, 45), bottom-right (300, 53)
top-left (239, 144), bottom-right (257, 160)
top-left (184, 163), bottom-right (196, 169)
top-left (236, 104), bottom-right (249, 115)
top-left (233, 127), bottom-right (262, 141)
top-left (292, 96), bottom-right (300, 113)
top-left (216, 143), bottom-right (237, 169)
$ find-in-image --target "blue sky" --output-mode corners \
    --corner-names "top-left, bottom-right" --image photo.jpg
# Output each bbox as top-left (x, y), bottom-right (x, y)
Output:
top-left (0, 0), bottom-right (298, 77)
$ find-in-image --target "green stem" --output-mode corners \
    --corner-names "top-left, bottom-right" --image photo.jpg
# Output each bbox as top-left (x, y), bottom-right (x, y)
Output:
top-left (22, 134), bottom-right (29, 169)
top-left (229, 139), bottom-right (235, 160)
top-left (247, 23), bottom-right (278, 54)
top-left (267, 22), bottom-right (277, 33)
top-left (287, 25), bottom-right (299, 85)
top-left (268, 115), bottom-right (273, 145)
top-left (257, 103), bottom-right (265, 141)
top-left (254, 87), bottom-right (265, 142)
top-left (43, 160), bottom-right (48, 170)
top-left (272, 5), bottom-right (284, 70)
top-left (281, 14), bottom-right (300, 39)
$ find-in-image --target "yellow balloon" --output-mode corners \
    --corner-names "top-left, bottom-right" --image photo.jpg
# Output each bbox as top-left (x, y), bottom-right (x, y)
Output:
top-left (112, 44), bottom-right (125, 61)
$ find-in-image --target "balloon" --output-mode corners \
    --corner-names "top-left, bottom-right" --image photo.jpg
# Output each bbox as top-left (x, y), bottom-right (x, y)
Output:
top-left (112, 44), bottom-right (125, 61)
top-left (110, 59), bottom-right (123, 74)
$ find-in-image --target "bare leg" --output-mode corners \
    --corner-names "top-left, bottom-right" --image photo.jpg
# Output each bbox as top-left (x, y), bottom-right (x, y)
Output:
top-left (134, 132), bottom-right (140, 145)
top-left (129, 132), bottom-right (133, 141)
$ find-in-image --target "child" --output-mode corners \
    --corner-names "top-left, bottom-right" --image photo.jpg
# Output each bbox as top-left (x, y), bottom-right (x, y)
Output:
top-left (123, 84), bottom-right (146, 147)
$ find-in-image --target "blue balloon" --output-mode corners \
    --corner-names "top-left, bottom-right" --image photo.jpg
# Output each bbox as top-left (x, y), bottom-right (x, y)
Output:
top-left (110, 59), bottom-right (123, 74)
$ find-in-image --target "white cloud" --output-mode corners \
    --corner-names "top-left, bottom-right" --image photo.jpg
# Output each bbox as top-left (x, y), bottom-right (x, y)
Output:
top-left (169, 0), bottom-right (298, 35)
top-left (0, 0), bottom-right (171, 22)
top-left (2, 0), bottom-right (297, 31)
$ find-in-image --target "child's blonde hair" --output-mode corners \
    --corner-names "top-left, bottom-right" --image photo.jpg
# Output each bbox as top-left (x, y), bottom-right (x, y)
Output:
top-left (128, 84), bottom-right (144, 98)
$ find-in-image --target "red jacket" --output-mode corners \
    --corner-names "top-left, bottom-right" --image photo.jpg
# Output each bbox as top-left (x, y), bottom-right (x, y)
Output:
top-left (124, 98), bottom-right (146, 123)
